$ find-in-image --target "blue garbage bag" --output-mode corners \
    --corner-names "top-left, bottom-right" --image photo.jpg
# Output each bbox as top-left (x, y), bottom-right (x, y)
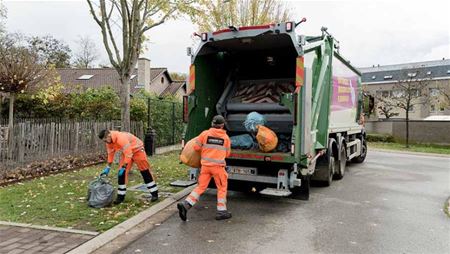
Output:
top-left (231, 134), bottom-right (256, 149)
top-left (244, 112), bottom-right (266, 133)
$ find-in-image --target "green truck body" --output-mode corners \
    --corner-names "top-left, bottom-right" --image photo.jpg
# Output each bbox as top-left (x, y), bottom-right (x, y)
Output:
top-left (183, 22), bottom-right (367, 199)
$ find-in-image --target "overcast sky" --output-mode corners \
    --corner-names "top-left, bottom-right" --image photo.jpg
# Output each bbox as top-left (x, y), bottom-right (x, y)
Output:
top-left (3, 0), bottom-right (450, 73)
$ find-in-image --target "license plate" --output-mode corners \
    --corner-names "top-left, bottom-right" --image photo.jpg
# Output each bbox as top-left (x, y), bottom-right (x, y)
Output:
top-left (228, 166), bottom-right (257, 175)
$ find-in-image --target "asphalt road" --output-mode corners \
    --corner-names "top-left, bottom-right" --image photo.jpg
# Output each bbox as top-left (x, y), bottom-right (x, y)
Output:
top-left (122, 150), bottom-right (450, 254)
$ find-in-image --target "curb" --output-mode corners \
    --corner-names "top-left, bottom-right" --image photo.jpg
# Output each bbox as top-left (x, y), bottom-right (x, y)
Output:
top-left (369, 147), bottom-right (450, 158)
top-left (67, 185), bottom-right (196, 254)
top-left (0, 221), bottom-right (99, 236)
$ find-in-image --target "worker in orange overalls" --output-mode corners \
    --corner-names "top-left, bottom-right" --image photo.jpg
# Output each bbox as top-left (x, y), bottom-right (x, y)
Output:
top-left (98, 129), bottom-right (158, 204)
top-left (177, 115), bottom-right (232, 221)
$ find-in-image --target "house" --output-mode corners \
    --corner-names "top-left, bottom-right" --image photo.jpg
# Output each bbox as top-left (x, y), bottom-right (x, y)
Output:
top-left (160, 80), bottom-right (187, 100)
top-left (359, 59), bottom-right (450, 120)
top-left (56, 58), bottom-right (186, 98)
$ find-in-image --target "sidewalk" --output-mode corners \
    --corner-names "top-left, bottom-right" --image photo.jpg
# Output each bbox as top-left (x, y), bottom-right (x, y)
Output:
top-left (0, 224), bottom-right (96, 254)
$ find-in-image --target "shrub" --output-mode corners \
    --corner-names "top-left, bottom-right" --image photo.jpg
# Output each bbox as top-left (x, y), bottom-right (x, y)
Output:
top-left (366, 133), bottom-right (395, 143)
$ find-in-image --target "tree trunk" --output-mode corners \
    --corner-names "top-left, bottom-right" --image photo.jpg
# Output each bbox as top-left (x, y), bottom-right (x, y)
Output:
top-left (120, 78), bottom-right (131, 132)
top-left (405, 108), bottom-right (409, 148)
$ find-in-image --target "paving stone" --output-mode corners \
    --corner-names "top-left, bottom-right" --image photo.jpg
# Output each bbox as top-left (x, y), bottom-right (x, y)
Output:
top-left (42, 246), bottom-right (58, 252)
top-left (18, 242), bottom-right (40, 250)
top-left (0, 238), bottom-right (21, 247)
top-left (26, 246), bottom-right (45, 254)
top-left (42, 232), bottom-right (60, 241)
top-left (6, 249), bottom-right (25, 254)
top-left (2, 243), bottom-right (21, 251)
top-left (0, 225), bottom-right (90, 253)
top-left (49, 248), bottom-right (72, 254)
top-left (17, 228), bottom-right (31, 233)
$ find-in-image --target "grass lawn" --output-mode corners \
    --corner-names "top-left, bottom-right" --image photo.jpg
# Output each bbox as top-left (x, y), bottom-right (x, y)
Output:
top-left (369, 142), bottom-right (450, 155)
top-left (0, 151), bottom-right (188, 232)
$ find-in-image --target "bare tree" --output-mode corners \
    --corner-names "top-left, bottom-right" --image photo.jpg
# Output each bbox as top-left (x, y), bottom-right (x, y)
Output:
top-left (440, 86), bottom-right (450, 109)
top-left (74, 35), bottom-right (99, 68)
top-left (193, 0), bottom-right (293, 32)
top-left (86, 0), bottom-right (198, 131)
top-left (376, 70), bottom-right (430, 147)
top-left (376, 103), bottom-right (399, 119)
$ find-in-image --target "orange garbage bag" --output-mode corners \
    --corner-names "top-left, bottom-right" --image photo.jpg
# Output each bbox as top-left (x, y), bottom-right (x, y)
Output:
top-left (256, 125), bottom-right (278, 152)
top-left (180, 138), bottom-right (201, 168)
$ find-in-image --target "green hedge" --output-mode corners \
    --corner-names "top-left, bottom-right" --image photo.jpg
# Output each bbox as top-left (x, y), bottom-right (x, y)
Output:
top-left (1, 87), bottom-right (183, 147)
top-left (366, 133), bottom-right (395, 143)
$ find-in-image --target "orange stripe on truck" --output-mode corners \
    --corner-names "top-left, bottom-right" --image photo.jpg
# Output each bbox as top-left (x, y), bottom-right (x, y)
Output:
top-left (296, 56), bottom-right (304, 87)
top-left (189, 64), bottom-right (195, 94)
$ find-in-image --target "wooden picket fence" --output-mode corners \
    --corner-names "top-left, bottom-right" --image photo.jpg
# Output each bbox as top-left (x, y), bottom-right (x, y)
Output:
top-left (0, 119), bottom-right (144, 169)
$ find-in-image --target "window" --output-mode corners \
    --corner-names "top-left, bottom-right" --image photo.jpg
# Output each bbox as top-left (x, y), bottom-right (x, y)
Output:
top-left (430, 104), bottom-right (436, 112)
top-left (77, 74), bottom-right (94, 80)
top-left (392, 90), bottom-right (404, 98)
top-left (161, 77), bottom-right (165, 83)
top-left (382, 91), bottom-right (390, 97)
top-left (371, 75), bottom-right (376, 80)
top-left (407, 72), bottom-right (417, 77)
top-left (130, 75), bottom-right (136, 80)
top-left (408, 105), bottom-right (414, 112)
top-left (426, 71), bottom-right (432, 75)
top-left (411, 89), bottom-right (420, 97)
top-left (439, 106), bottom-right (445, 112)
top-left (384, 75), bottom-right (393, 80)
top-left (429, 88), bottom-right (440, 97)
top-left (447, 70), bottom-right (450, 74)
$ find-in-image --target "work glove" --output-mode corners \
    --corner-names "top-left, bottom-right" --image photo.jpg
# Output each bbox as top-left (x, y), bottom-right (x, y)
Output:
top-left (100, 166), bottom-right (111, 176)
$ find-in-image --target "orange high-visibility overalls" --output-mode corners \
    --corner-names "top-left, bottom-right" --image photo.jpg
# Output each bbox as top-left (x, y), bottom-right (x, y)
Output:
top-left (106, 131), bottom-right (157, 197)
top-left (185, 128), bottom-right (231, 212)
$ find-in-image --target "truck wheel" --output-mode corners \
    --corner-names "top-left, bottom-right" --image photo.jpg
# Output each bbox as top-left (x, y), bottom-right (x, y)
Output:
top-left (291, 175), bottom-right (310, 200)
top-left (312, 138), bottom-right (336, 187)
top-left (352, 137), bottom-right (367, 163)
top-left (334, 143), bottom-right (347, 180)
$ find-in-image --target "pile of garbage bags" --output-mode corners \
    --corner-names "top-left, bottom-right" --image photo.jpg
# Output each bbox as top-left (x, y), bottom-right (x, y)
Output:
top-left (231, 112), bottom-right (282, 153)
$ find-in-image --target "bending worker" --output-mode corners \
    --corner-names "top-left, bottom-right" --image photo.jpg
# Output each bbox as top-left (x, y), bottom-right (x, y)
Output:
top-left (98, 129), bottom-right (158, 204)
top-left (177, 115), bottom-right (232, 221)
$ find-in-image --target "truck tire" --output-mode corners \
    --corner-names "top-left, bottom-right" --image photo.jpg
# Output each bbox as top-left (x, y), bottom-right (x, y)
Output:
top-left (312, 138), bottom-right (336, 187)
top-left (351, 137), bottom-right (367, 163)
top-left (291, 175), bottom-right (310, 200)
top-left (334, 142), bottom-right (347, 180)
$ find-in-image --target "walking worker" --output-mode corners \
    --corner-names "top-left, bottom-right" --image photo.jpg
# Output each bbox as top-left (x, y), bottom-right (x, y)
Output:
top-left (177, 115), bottom-right (232, 221)
top-left (98, 129), bottom-right (158, 204)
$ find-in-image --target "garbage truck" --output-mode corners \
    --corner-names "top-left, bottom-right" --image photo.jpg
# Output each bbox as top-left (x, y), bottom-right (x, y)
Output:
top-left (181, 21), bottom-right (367, 200)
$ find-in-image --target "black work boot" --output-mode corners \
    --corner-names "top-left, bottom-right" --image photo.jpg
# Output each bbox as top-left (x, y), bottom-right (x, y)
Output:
top-left (215, 210), bottom-right (232, 220)
top-left (177, 201), bottom-right (191, 221)
top-left (114, 194), bottom-right (125, 205)
top-left (150, 192), bottom-right (158, 202)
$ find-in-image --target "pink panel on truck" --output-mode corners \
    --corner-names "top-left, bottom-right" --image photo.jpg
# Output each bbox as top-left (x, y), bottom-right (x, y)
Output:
top-left (331, 76), bottom-right (358, 112)
top-left (329, 56), bottom-right (360, 128)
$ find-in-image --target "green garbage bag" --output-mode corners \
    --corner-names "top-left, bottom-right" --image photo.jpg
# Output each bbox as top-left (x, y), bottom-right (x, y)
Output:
top-left (87, 176), bottom-right (114, 208)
